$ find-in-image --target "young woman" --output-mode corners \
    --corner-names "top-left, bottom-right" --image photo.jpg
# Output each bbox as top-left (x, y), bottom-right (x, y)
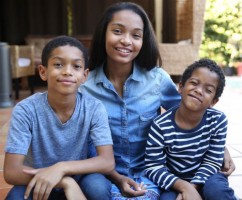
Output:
top-left (80, 2), bottom-right (235, 199)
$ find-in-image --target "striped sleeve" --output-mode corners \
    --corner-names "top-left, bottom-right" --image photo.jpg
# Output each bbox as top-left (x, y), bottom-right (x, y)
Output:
top-left (191, 111), bottom-right (227, 184)
top-left (145, 112), bottom-right (179, 190)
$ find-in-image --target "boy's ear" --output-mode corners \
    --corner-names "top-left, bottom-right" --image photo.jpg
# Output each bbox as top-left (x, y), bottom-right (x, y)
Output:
top-left (83, 68), bottom-right (89, 82)
top-left (38, 65), bottom-right (48, 81)
top-left (210, 98), bottom-right (219, 108)
top-left (178, 82), bottom-right (183, 94)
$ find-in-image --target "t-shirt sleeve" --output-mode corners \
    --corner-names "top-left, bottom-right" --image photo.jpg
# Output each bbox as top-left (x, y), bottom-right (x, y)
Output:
top-left (5, 103), bottom-right (32, 155)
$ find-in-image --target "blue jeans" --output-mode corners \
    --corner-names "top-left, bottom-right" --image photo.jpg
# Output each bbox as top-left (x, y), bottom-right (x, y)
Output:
top-left (159, 173), bottom-right (237, 200)
top-left (5, 173), bottom-right (111, 200)
top-left (5, 186), bottom-right (66, 200)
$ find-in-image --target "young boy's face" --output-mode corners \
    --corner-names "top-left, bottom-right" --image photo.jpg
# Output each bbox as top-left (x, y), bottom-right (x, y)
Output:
top-left (179, 67), bottom-right (219, 112)
top-left (39, 45), bottom-right (88, 96)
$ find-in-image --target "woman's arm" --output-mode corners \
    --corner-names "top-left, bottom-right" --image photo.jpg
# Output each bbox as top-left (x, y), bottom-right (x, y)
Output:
top-left (220, 146), bottom-right (236, 176)
top-left (106, 170), bottom-right (146, 197)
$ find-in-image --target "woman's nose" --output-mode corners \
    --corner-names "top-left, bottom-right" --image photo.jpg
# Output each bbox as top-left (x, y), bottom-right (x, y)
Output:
top-left (120, 34), bottom-right (132, 45)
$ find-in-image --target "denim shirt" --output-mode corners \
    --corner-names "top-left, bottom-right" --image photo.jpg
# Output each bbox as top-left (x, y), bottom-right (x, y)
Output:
top-left (80, 63), bottom-right (181, 178)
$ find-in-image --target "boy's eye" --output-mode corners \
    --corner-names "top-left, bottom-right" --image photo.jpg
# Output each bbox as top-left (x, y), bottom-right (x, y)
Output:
top-left (206, 88), bottom-right (213, 94)
top-left (190, 81), bottom-right (197, 85)
top-left (74, 65), bottom-right (82, 69)
top-left (54, 63), bottom-right (62, 68)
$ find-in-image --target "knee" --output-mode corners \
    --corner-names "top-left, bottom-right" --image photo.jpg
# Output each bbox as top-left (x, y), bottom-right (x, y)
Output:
top-left (79, 173), bottom-right (111, 200)
top-left (6, 185), bottom-right (32, 200)
top-left (202, 173), bottom-right (236, 200)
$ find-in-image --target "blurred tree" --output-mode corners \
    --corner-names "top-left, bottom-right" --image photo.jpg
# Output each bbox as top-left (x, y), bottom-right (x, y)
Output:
top-left (200, 0), bottom-right (242, 66)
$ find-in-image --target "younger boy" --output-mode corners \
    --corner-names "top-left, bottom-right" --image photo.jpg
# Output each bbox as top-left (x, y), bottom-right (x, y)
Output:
top-left (145, 58), bottom-right (237, 200)
top-left (4, 36), bottom-right (114, 200)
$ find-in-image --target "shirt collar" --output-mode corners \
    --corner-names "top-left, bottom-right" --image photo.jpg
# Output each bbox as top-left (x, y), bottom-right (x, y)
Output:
top-left (94, 62), bottom-right (144, 84)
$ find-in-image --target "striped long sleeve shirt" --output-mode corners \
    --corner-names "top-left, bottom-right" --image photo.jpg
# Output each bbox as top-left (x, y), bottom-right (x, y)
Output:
top-left (145, 105), bottom-right (227, 190)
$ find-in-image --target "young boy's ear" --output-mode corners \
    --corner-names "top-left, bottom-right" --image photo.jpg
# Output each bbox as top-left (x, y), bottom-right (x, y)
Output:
top-left (38, 65), bottom-right (48, 81)
top-left (210, 98), bottom-right (219, 108)
top-left (178, 82), bottom-right (183, 94)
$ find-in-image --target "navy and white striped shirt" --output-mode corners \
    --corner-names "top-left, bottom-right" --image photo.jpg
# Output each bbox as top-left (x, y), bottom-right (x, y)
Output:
top-left (145, 105), bottom-right (227, 190)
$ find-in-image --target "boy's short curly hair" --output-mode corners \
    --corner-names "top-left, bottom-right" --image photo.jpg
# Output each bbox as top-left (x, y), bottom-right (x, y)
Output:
top-left (181, 58), bottom-right (226, 100)
top-left (41, 35), bottom-right (88, 69)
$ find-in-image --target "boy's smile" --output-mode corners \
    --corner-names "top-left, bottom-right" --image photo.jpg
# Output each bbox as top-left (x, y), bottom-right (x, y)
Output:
top-left (179, 67), bottom-right (219, 112)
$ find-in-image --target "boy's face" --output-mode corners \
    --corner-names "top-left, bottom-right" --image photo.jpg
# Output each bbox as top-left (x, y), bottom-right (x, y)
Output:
top-left (179, 67), bottom-right (219, 112)
top-left (39, 45), bottom-right (88, 96)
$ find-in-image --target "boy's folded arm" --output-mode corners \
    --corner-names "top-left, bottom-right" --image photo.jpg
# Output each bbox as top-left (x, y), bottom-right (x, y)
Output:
top-left (4, 144), bottom-right (114, 187)
top-left (60, 144), bottom-right (115, 176)
top-left (4, 153), bottom-right (34, 185)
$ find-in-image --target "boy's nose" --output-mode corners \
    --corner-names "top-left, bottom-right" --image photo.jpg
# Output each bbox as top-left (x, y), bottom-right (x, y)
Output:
top-left (62, 65), bottom-right (73, 75)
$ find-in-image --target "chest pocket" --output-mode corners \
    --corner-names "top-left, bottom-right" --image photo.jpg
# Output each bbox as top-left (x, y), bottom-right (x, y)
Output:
top-left (139, 110), bottom-right (158, 138)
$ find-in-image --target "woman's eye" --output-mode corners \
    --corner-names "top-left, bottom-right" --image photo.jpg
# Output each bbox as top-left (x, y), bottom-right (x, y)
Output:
top-left (112, 29), bottom-right (122, 34)
top-left (133, 33), bottom-right (142, 39)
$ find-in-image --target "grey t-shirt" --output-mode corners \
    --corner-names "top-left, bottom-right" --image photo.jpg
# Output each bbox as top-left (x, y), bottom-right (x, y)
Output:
top-left (5, 92), bottom-right (113, 168)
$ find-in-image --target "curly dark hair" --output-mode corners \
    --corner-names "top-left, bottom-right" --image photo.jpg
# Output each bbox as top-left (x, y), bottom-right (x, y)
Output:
top-left (181, 58), bottom-right (226, 100)
top-left (89, 2), bottom-right (161, 71)
top-left (41, 35), bottom-right (88, 69)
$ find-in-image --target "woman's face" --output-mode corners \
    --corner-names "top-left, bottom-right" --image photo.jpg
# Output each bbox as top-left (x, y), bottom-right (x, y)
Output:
top-left (105, 10), bottom-right (144, 66)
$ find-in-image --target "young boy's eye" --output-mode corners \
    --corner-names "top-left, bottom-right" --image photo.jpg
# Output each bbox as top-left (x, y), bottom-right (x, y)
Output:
top-left (190, 81), bottom-right (197, 85)
top-left (206, 88), bottom-right (214, 94)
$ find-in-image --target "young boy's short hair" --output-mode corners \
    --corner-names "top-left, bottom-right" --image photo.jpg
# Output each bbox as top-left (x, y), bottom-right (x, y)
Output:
top-left (41, 35), bottom-right (88, 68)
top-left (180, 58), bottom-right (225, 100)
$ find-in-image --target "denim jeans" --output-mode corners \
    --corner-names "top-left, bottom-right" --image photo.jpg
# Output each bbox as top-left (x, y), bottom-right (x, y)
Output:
top-left (79, 173), bottom-right (111, 200)
top-left (159, 173), bottom-right (237, 200)
top-left (5, 173), bottom-right (111, 200)
top-left (5, 186), bottom-right (66, 200)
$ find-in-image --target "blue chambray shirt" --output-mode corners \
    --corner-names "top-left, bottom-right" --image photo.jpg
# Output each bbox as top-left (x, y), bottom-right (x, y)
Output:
top-left (80, 63), bottom-right (181, 178)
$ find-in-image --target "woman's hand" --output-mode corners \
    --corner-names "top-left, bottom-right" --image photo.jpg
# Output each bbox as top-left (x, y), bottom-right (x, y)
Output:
top-left (116, 175), bottom-right (146, 197)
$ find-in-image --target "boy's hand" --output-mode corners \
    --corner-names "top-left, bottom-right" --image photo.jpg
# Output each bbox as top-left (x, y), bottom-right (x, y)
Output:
top-left (177, 186), bottom-right (202, 200)
top-left (23, 163), bottom-right (64, 200)
top-left (117, 175), bottom-right (146, 197)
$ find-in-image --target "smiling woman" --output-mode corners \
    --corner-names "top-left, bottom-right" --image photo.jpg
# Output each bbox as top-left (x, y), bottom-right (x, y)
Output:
top-left (80, 2), bottom-right (181, 199)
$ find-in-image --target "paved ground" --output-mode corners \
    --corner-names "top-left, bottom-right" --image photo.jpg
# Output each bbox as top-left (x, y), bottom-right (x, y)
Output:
top-left (214, 76), bottom-right (242, 198)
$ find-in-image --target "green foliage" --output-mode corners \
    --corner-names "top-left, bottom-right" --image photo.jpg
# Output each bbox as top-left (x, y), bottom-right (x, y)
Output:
top-left (200, 0), bottom-right (242, 66)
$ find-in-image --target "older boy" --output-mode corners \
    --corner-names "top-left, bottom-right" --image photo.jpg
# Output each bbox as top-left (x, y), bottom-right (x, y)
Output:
top-left (4, 36), bottom-right (114, 200)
